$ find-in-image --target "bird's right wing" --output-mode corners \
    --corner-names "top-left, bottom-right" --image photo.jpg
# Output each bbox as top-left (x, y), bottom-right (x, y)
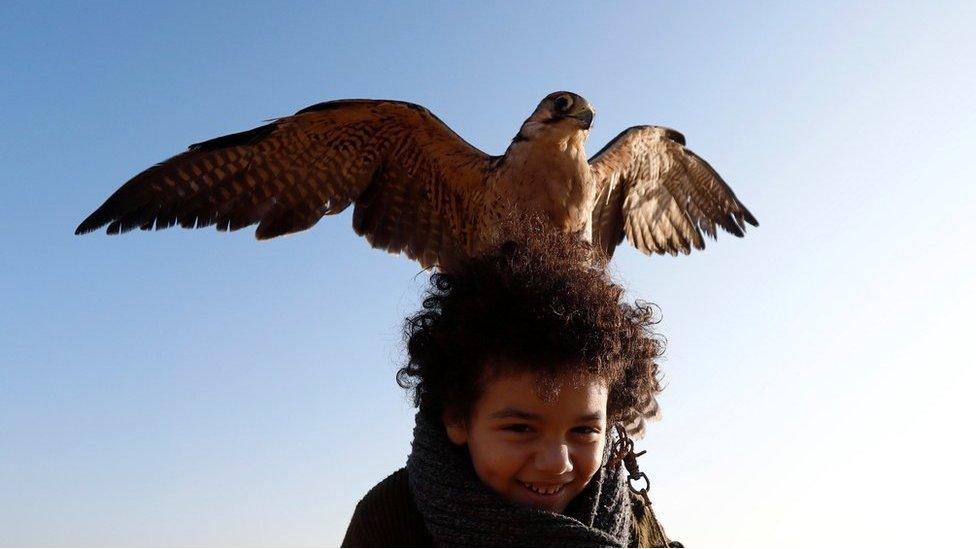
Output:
top-left (589, 125), bottom-right (758, 258)
top-left (75, 99), bottom-right (494, 268)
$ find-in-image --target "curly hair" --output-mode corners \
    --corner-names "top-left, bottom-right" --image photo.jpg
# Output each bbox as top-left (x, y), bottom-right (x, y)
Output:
top-left (397, 220), bottom-right (665, 437)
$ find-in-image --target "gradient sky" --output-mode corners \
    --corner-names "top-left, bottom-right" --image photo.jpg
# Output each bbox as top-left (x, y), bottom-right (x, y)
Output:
top-left (2, 1), bottom-right (974, 546)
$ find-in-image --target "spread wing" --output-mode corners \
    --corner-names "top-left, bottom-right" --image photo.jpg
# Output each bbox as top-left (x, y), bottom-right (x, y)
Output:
top-left (589, 125), bottom-right (758, 258)
top-left (75, 99), bottom-right (493, 268)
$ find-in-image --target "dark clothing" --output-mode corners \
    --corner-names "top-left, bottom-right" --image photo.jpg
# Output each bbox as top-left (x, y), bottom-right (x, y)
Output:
top-left (341, 467), bottom-right (674, 547)
top-left (341, 469), bottom-right (432, 547)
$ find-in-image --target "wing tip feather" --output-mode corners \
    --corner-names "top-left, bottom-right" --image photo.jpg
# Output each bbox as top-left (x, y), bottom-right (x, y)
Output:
top-left (744, 210), bottom-right (759, 227)
top-left (74, 220), bottom-right (98, 236)
top-left (75, 207), bottom-right (114, 235)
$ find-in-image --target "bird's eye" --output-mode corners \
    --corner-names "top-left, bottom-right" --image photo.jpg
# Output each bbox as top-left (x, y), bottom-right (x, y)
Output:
top-left (554, 95), bottom-right (573, 112)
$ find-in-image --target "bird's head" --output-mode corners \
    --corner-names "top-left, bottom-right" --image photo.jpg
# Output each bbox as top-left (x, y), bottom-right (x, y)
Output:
top-left (514, 91), bottom-right (595, 144)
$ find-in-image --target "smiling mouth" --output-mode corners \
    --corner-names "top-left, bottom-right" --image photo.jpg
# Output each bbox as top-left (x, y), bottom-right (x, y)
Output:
top-left (518, 480), bottom-right (567, 497)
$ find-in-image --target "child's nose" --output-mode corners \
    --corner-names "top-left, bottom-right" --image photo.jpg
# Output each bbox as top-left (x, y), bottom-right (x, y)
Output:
top-left (534, 442), bottom-right (574, 475)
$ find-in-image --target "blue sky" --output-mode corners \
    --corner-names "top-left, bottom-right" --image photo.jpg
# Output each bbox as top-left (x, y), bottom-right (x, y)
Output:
top-left (2, 1), bottom-right (974, 546)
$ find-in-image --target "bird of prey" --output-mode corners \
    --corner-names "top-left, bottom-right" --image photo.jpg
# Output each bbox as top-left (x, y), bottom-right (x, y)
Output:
top-left (76, 91), bottom-right (757, 268)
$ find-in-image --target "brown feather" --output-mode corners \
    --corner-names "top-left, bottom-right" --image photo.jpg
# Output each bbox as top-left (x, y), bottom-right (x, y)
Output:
top-left (76, 100), bottom-right (492, 267)
top-left (589, 125), bottom-right (757, 257)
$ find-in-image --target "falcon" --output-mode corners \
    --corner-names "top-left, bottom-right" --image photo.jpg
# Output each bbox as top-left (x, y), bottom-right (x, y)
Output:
top-left (76, 91), bottom-right (757, 267)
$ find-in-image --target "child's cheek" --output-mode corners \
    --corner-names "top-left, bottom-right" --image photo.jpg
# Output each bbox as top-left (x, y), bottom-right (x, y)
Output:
top-left (470, 439), bottom-right (530, 492)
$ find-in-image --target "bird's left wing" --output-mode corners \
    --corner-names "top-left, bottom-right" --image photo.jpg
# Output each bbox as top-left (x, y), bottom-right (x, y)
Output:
top-left (589, 125), bottom-right (757, 258)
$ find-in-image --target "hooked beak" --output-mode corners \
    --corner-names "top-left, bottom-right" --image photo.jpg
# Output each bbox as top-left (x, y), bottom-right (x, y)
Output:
top-left (569, 105), bottom-right (595, 129)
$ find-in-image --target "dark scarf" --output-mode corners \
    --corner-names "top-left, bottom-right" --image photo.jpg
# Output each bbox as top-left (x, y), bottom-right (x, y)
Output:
top-left (406, 410), bottom-right (633, 547)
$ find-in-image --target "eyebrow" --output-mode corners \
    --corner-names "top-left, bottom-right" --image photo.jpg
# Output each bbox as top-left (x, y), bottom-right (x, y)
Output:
top-left (575, 411), bottom-right (606, 422)
top-left (487, 406), bottom-right (605, 423)
top-left (487, 407), bottom-right (540, 421)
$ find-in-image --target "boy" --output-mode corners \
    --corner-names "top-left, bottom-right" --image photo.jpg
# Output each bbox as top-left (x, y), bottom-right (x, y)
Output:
top-left (342, 227), bottom-right (677, 547)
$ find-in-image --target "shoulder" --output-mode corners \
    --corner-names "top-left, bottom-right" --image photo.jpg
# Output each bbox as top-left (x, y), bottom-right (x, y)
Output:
top-left (341, 468), bottom-right (433, 548)
top-left (629, 493), bottom-right (681, 548)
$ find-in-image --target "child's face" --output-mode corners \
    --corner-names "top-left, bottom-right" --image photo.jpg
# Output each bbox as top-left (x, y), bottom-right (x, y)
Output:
top-left (445, 367), bottom-right (608, 514)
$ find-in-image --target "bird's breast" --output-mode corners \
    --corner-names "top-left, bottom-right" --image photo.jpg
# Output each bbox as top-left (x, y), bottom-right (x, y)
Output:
top-left (491, 160), bottom-right (595, 234)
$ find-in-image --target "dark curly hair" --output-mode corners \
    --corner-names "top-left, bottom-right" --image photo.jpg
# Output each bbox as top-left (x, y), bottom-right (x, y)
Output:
top-left (397, 220), bottom-right (665, 437)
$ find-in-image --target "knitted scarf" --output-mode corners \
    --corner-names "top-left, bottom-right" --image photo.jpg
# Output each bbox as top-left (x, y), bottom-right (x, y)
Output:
top-left (406, 410), bottom-right (633, 547)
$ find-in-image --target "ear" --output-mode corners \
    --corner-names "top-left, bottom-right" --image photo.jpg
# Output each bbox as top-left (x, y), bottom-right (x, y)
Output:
top-left (442, 409), bottom-right (469, 446)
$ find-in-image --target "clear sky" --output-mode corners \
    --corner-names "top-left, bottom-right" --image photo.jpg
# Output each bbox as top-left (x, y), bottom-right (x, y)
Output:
top-left (2, 1), bottom-right (974, 546)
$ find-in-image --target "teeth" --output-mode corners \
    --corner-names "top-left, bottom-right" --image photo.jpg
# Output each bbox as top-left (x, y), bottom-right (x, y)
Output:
top-left (522, 481), bottom-right (564, 495)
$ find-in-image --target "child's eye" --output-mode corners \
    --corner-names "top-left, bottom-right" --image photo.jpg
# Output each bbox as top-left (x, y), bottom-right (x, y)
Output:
top-left (572, 426), bottom-right (601, 435)
top-left (502, 424), bottom-right (533, 433)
